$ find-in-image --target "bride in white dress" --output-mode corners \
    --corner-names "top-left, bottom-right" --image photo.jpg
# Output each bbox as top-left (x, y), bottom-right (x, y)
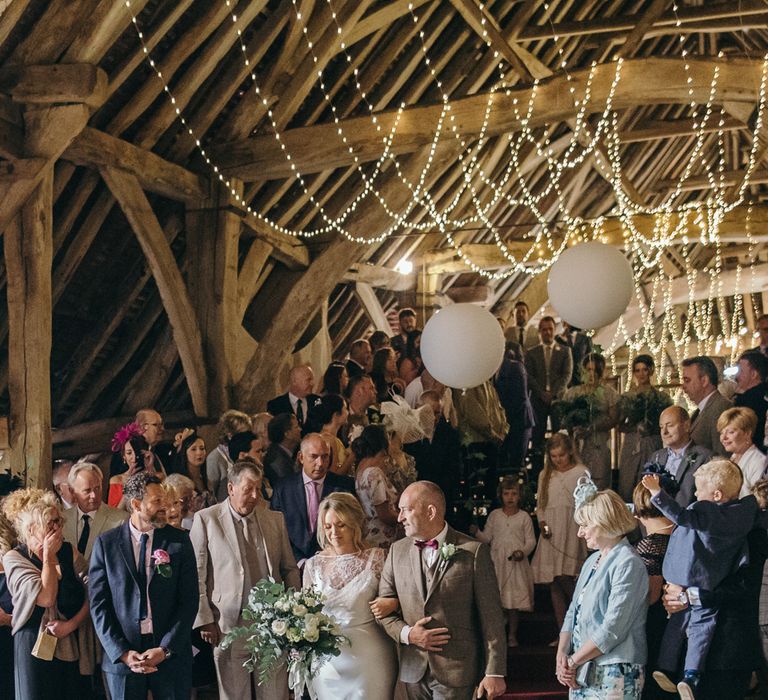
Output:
top-left (303, 493), bottom-right (398, 700)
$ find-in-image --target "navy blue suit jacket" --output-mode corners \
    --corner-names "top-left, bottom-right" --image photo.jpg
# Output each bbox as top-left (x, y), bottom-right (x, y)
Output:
top-left (270, 471), bottom-right (355, 562)
top-left (88, 522), bottom-right (198, 674)
top-left (495, 355), bottom-right (534, 429)
top-left (652, 490), bottom-right (762, 591)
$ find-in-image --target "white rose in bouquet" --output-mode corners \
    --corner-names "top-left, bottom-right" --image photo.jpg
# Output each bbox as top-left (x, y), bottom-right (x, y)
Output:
top-left (271, 619), bottom-right (288, 636)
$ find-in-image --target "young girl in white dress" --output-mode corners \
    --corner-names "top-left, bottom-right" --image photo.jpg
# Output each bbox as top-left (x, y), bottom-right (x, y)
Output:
top-left (531, 433), bottom-right (588, 639)
top-left (472, 476), bottom-right (535, 647)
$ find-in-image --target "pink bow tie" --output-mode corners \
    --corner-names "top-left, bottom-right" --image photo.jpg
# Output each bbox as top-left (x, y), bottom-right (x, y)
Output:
top-left (414, 539), bottom-right (438, 551)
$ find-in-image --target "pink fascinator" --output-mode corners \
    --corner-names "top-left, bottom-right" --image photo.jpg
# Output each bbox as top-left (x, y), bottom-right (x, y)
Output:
top-left (111, 422), bottom-right (144, 453)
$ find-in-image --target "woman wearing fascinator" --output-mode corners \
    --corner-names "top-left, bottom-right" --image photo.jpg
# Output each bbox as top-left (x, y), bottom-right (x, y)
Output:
top-left (108, 422), bottom-right (166, 509)
top-left (555, 473), bottom-right (649, 698)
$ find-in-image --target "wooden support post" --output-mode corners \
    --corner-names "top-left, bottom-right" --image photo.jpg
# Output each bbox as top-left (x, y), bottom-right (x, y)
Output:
top-left (186, 182), bottom-right (244, 414)
top-left (354, 282), bottom-right (392, 332)
top-left (100, 165), bottom-right (209, 417)
top-left (4, 168), bottom-right (53, 486)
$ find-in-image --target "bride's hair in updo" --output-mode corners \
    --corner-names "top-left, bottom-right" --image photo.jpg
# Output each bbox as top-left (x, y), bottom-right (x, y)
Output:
top-left (316, 492), bottom-right (368, 551)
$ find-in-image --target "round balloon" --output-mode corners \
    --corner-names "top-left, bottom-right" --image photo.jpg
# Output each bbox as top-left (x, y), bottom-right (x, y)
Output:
top-left (547, 242), bottom-right (633, 330)
top-left (420, 303), bottom-right (505, 389)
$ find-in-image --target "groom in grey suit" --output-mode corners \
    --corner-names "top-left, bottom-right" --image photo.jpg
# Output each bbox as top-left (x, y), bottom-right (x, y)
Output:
top-left (378, 481), bottom-right (507, 699)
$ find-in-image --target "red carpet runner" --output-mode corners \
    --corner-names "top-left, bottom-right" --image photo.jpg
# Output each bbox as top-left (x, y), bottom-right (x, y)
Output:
top-left (500, 585), bottom-right (568, 700)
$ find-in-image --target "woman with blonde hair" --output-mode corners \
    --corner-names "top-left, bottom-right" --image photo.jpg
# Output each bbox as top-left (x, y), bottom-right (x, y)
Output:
top-left (2, 489), bottom-right (89, 699)
top-left (717, 406), bottom-right (768, 496)
top-left (303, 492), bottom-right (397, 699)
top-left (556, 482), bottom-right (648, 698)
top-left (532, 433), bottom-right (588, 635)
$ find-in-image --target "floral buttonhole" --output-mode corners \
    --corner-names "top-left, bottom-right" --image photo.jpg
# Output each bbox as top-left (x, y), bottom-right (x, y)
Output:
top-left (152, 549), bottom-right (172, 578)
top-left (439, 543), bottom-right (458, 562)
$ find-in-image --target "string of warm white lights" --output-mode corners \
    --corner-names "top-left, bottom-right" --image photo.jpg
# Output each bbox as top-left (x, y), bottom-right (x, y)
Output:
top-left (124, 0), bottom-right (768, 290)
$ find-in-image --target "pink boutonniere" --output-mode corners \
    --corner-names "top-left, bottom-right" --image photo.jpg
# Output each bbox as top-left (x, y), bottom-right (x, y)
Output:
top-left (152, 549), bottom-right (172, 578)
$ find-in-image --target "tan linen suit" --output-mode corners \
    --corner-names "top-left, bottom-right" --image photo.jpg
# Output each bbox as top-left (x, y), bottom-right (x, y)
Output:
top-left (378, 526), bottom-right (506, 697)
top-left (63, 502), bottom-right (128, 562)
top-left (190, 502), bottom-right (300, 700)
top-left (62, 502), bottom-right (127, 675)
top-left (690, 390), bottom-right (732, 457)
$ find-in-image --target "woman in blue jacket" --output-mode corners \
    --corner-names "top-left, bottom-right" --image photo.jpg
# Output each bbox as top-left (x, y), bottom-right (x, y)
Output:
top-left (556, 479), bottom-right (649, 698)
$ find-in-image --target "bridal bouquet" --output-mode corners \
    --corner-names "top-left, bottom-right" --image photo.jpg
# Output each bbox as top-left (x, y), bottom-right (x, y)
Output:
top-left (221, 579), bottom-right (347, 696)
top-left (553, 392), bottom-right (603, 431)
top-left (619, 390), bottom-right (673, 435)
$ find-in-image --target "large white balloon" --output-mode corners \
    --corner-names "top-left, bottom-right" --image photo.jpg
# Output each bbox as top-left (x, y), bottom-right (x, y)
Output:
top-left (420, 303), bottom-right (505, 389)
top-left (547, 242), bottom-right (633, 330)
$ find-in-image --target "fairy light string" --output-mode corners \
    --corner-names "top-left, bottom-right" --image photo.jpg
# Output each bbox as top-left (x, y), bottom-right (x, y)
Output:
top-left (123, 0), bottom-right (766, 362)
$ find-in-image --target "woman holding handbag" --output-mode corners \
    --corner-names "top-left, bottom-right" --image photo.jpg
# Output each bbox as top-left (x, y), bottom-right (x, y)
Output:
top-left (2, 488), bottom-right (89, 699)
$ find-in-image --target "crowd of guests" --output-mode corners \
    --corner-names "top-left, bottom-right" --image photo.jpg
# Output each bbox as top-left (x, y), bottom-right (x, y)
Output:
top-left (2, 307), bottom-right (768, 700)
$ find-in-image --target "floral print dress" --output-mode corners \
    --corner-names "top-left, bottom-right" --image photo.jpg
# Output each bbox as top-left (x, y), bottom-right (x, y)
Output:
top-left (355, 465), bottom-right (401, 549)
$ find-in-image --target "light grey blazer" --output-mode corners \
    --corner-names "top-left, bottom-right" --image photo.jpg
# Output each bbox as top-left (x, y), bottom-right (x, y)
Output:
top-left (562, 539), bottom-right (649, 666)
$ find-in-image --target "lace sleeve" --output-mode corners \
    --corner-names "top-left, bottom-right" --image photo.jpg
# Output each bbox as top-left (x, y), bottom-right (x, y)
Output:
top-left (303, 556), bottom-right (315, 589)
top-left (368, 547), bottom-right (387, 578)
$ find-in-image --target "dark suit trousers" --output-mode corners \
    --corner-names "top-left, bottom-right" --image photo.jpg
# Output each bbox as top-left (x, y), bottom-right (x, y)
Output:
top-left (104, 636), bottom-right (192, 700)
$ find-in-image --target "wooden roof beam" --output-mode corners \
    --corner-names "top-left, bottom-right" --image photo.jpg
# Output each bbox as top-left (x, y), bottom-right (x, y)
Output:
top-left (0, 64), bottom-right (107, 107)
top-left (346, 0), bottom-right (434, 46)
top-left (105, 1), bottom-right (239, 138)
top-left (237, 208), bottom-right (310, 271)
top-left (423, 204), bottom-right (768, 273)
top-left (344, 263), bottom-right (416, 291)
top-left (0, 104), bottom-right (90, 234)
top-left (652, 169), bottom-right (768, 193)
top-left (616, 0), bottom-right (669, 58)
top-left (213, 57), bottom-right (762, 181)
top-left (100, 166), bottom-right (209, 416)
top-left (619, 116), bottom-right (745, 143)
top-left (517, 0), bottom-right (768, 41)
top-left (53, 218), bottom-right (179, 420)
top-left (447, 0), bottom-right (534, 81)
top-left (64, 127), bottom-right (209, 203)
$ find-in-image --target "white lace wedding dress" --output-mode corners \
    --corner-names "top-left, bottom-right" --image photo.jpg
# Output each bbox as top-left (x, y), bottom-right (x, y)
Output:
top-left (303, 547), bottom-right (397, 699)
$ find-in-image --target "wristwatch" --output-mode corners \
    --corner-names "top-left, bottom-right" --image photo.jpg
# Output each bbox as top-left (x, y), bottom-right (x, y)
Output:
top-left (677, 590), bottom-right (690, 606)
top-left (567, 655), bottom-right (577, 669)
top-left (161, 646), bottom-right (173, 660)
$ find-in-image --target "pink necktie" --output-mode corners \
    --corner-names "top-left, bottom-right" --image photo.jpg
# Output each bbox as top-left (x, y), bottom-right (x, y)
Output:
top-left (307, 480), bottom-right (320, 533)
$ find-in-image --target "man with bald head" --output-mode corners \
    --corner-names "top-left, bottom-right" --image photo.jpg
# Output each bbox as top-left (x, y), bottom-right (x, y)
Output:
top-left (270, 433), bottom-right (354, 566)
top-left (378, 481), bottom-right (507, 699)
top-left (347, 338), bottom-right (373, 379)
top-left (641, 405), bottom-right (712, 506)
top-left (267, 365), bottom-right (320, 432)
